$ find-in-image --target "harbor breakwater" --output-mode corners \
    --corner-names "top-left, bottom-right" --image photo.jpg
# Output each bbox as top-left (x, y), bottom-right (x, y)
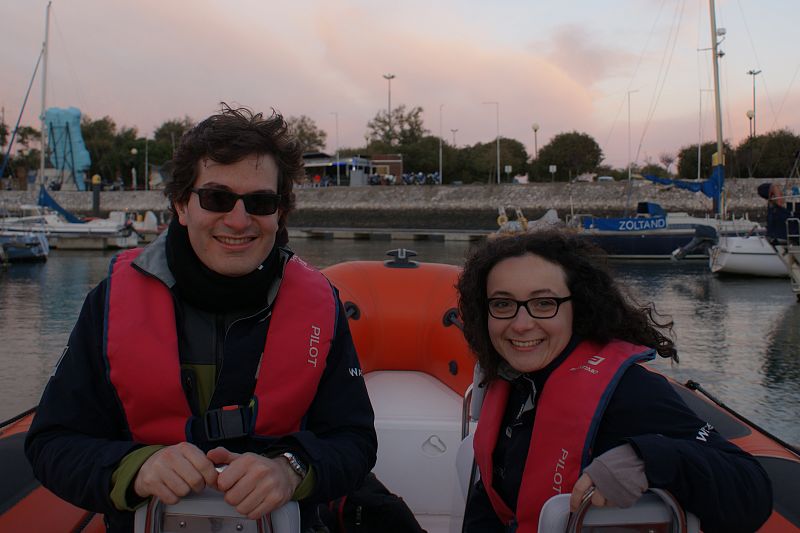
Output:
top-left (0, 178), bottom-right (774, 230)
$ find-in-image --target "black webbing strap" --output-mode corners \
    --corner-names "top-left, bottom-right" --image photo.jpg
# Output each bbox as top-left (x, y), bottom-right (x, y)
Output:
top-left (190, 404), bottom-right (255, 443)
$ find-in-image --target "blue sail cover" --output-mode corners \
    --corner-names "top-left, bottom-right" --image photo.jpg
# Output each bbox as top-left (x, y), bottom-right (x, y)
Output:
top-left (643, 165), bottom-right (724, 213)
top-left (37, 185), bottom-right (84, 223)
top-left (45, 107), bottom-right (91, 190)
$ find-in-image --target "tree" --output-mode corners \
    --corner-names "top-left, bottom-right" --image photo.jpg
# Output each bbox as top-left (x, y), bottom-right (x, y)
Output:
top-left (287, 115), bottom-right (327, 153)
top-left (676, 141), bottom-right (734, 180)
top-left (154, 117), bottom-right (194, 155)
top-left (640, 163), bottom-right (668, 178)
top-left (734, 129), bottom-right (800, 178)
top-left (12, 126), bottom-right (40, 149)
top-left (367, 105), bottom-right (427, 145)
top-left (531, 131), bottom-right (603, 181)
top-left (81, 116), bottom-right (119, 182)
top-left (659, 152), bottom-right (675, 175)
top-left (0, 121), bottom-right (8, 150)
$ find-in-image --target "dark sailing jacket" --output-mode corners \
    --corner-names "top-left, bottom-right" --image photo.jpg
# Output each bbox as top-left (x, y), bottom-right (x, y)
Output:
top-left (25, 234), bottom-right (377, 532)
top-left (464, 337), bottom-right (773, 533)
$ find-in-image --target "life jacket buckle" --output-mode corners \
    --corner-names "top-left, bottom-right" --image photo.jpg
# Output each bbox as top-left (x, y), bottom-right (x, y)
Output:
top-left (203, 405), bottom-right (251, 442)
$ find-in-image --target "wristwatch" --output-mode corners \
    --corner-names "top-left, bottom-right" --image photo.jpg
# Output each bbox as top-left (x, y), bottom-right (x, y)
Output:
top-left (281, 452), bottom-right (308, 480)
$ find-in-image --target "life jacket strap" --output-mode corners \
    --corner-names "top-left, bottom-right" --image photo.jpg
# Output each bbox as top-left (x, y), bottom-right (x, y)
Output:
top-left (192, 404), bottom-right (255, 442)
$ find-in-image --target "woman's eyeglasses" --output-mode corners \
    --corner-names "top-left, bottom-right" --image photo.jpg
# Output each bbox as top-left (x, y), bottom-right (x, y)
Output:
top-left (191, 188), bottom-right (281, 216)
top-left (487, 296), bottom-right (572, 319)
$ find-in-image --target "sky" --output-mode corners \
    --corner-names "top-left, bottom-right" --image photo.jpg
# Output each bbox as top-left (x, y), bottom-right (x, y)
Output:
top-left (2, 0), bottom-right (798, 169)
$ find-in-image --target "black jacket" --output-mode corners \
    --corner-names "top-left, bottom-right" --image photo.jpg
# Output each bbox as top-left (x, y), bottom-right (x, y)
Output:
top-left (25, 238), bottom-right (377, 532)
top-left (463, 342), bottom-right (772, 533)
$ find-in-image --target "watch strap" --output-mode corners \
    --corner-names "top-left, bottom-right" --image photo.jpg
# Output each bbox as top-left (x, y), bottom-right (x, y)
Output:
top-left (281, 451), bottom-right (308, 480)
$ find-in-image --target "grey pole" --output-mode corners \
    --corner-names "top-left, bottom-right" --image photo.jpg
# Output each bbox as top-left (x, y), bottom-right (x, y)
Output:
top-left (383, 74), bottom-right (395, 143)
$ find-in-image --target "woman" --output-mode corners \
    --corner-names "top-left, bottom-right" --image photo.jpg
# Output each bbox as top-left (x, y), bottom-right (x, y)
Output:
top-left (457, 230), bottom-right (772, 533)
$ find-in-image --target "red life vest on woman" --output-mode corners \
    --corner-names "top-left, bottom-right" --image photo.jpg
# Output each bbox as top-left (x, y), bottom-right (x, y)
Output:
top-left (104, 249), bottom-right (336, 445)
top-left (472, 340), bottom-right (654, 532)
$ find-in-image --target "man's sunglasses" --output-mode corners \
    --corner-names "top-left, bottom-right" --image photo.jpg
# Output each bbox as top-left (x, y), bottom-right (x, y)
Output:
top-left (190, 188), bottom-right (281, 216)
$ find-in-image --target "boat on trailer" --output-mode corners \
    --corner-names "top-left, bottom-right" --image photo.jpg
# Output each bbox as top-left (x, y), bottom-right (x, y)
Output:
top-left (2, 250), bottom-right (799, 532)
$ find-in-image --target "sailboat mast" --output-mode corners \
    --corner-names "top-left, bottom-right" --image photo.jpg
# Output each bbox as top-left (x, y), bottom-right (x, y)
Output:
top-left (39, 1), bottom-right (51, 186)
top-left (708, 0), bottom-right (725, 216)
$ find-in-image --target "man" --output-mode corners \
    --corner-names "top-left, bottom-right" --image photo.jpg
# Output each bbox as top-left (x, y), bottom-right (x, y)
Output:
top-left (25, 105), bottom-right (377, 532)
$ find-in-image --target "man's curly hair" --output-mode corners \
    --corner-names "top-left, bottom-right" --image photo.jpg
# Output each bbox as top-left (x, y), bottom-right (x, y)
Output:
top-left (165, 103), bottom-right (303, 245)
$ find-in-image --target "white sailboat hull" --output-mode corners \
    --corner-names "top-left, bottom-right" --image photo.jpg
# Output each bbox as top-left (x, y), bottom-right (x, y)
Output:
top-left (709, 236), bottom-right (788, 277)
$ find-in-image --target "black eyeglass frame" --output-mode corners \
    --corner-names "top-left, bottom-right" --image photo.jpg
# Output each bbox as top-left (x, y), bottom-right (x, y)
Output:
top-left (190, 187), bottom-right (282, 216)
top-left (487, 295), bottom-right (573, 320)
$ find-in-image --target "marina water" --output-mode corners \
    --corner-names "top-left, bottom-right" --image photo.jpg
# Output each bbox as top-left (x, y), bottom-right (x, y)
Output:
top-left (1, 239), bottom-right (798, 446)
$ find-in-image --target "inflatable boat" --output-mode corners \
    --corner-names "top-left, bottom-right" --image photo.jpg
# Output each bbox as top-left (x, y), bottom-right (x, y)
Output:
top-left (2, 250), bottom-right (799, 532)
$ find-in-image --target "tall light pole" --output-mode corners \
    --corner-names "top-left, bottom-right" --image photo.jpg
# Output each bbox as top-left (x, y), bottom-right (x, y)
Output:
top-left (383, 74), bottom-right (395, 143)
top-left (746, 109), bottom-right (754, 138)
top-left (747, 69), bottom-right (761, 137)
top-left (627, 90), bottom-right (639, 182)
top-left (450, 128), bottom-right (458, 146)
top-left (330, 112), bottom-right (340, 186)
top-left (483, 101), bottom-right (500, 184)
top-left (438, 104), bottom-right (444, 183)
top-left (531, 123), bottom-right (540, 159)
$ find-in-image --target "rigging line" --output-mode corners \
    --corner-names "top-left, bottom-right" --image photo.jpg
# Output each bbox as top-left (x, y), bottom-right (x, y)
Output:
top-left (0, 49), bottom-right (44, 180)
top-left (50, 9), bottom-right (90, 115)
top-left (635, 0), bottom-right (683, 164)
top-left (601, 0), bottom-right (669, 156)
top-left (735, 0), bottom-right (777, 125)
top-left (634, 0), bottom-right (686, 166)
top-left (696, 0), bottom-right (712, 105)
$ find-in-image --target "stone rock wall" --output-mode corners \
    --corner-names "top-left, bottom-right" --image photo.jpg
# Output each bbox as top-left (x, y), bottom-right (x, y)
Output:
top-left (0, 178), bottom-right (773, 230)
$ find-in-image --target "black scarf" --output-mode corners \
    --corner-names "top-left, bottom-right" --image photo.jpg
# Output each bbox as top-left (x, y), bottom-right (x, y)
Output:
top-left (165, 218), bottom-right (280, 313)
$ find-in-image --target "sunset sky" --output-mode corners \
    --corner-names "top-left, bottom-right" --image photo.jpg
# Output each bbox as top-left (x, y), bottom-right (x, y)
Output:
top-left (2, 0), bottom-right (798, 168)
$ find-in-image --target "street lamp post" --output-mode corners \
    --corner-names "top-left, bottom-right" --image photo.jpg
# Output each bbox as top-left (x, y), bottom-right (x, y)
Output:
top-left (483, 101), bottom-right (500, 184)
top-left (747, 69), bottom-right (761, 137)
top-left (130, 148), bottom-right (138, 190)
top-left (746, 109), bottom-right (754, 138)
top-left (438, 104), bottom-right (444, 184)
top-left (450, 128), bottom-right (458, 146)
top-left (330, 112), bottom-right (340, 185)
top-left (532, 123), bottom-right (539, 159)
top-left (383, 74), bottom-right (395, 143)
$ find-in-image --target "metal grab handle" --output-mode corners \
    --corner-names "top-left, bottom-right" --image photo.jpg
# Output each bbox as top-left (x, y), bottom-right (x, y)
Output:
top-left (141, 495), bottom-right (269, 533)
top-left (565, 487), bottom-right (689, 533)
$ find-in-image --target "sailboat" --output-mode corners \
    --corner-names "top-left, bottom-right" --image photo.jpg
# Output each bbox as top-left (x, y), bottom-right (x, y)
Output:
top-left (573, 3), bottom-right (766, 260)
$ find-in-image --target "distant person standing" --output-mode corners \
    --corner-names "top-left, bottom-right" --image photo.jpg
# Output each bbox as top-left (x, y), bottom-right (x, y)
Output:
top-left (26, 104), bottom-right (377, 532)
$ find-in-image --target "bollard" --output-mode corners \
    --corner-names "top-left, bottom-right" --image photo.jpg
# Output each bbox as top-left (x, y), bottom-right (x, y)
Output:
top-left (91, 174), bottom-right (102, 217)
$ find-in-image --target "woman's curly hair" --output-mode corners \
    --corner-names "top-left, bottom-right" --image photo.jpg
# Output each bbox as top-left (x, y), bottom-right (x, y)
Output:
top-left (165, 103), bottom-right (303, 245)
top-left (456, 230), bottom-right (677, 382)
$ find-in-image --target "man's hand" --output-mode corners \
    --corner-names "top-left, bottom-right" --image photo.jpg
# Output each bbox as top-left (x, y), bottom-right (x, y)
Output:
top-left (569, 473), bottom-right (608, 512)
top-left (207, 447), bottom-right (302, 520)
top-left (133, 442), bottom-right (219, 504)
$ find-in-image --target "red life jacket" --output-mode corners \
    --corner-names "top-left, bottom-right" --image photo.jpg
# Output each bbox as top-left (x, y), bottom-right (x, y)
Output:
top-left (472, 340), bottom-right (654, 532)
top-left (104, 249), bottom-right (335, 445)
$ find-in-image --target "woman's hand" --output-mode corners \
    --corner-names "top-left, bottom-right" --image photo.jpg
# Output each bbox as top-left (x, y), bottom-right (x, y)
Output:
top-left (569, 473), bottom-right (609, 512)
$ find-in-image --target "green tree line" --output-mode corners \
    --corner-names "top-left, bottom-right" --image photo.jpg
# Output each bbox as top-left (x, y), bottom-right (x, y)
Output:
top-left (2, 108), bottom-right (798, 188)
